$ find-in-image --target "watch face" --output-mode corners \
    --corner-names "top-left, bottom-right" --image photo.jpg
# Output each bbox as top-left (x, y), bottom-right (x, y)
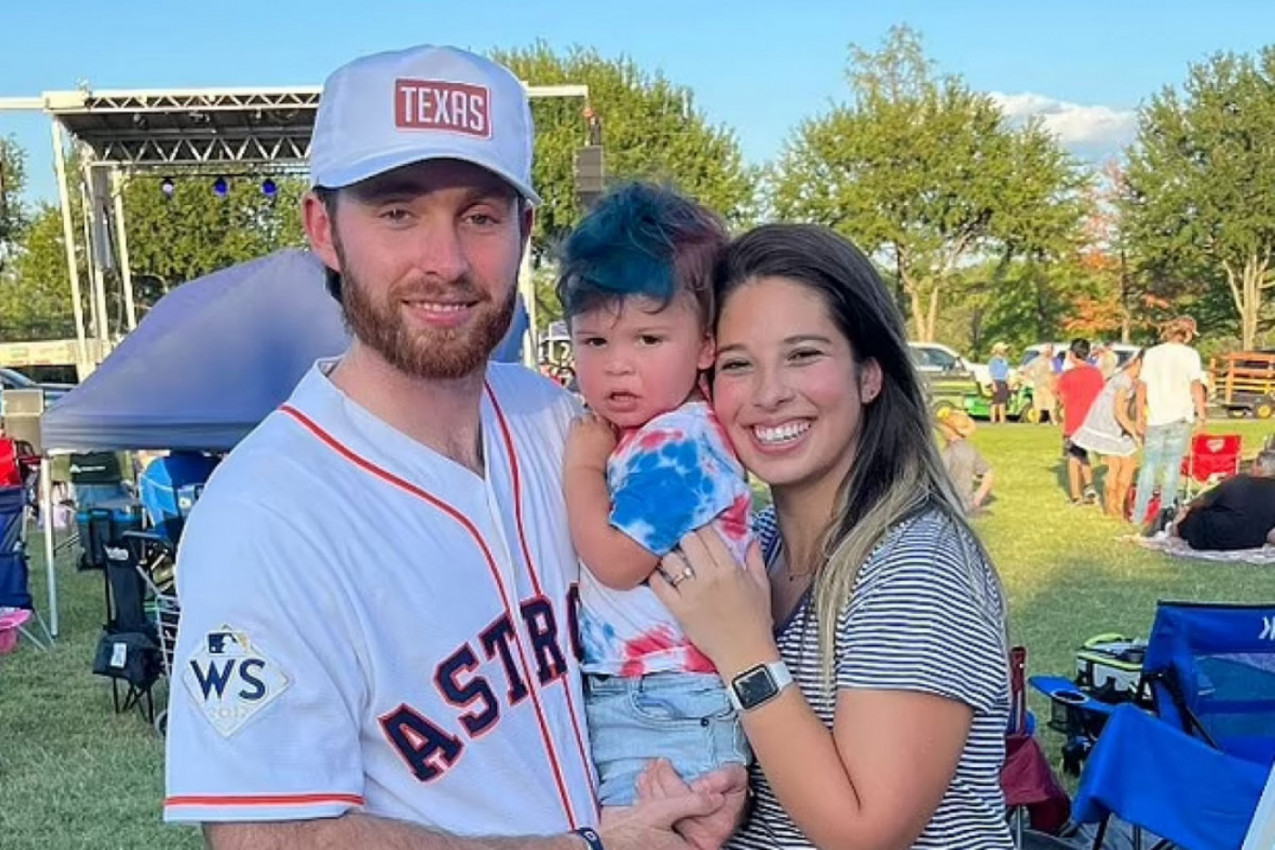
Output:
top-left (734, 667), bottom-right (779, 709)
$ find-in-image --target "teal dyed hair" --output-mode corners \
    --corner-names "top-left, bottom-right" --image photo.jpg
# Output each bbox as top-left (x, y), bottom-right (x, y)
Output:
top-left (557, 182), bottom-right (726, 325)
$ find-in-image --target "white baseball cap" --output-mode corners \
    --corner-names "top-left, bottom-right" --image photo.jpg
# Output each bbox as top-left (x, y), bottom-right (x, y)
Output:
top-left (309, 45), bottom-right (541, 205)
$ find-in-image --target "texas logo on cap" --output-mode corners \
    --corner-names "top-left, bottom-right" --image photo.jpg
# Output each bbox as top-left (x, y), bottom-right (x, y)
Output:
top-left (309, 44), bottom-right (540, 204)
top-left (395, 79), bottom-right (492, 139)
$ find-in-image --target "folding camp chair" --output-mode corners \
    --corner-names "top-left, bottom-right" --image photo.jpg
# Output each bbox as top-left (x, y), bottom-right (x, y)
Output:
top-left (1002, 647), bottom-right (1071, 846)
top-left (122, 529), bottom-right (180, 735)
top-left (90, 535), bottom-right (162, 725)
top-left (1068, 601), bottom-right (1275, 850)
top-left (1181, 433), bottom-right (1242, 501)
top-left (137, 451), bottom-right (217, 547)
top-left (0, 483), bottom-right (51, 651)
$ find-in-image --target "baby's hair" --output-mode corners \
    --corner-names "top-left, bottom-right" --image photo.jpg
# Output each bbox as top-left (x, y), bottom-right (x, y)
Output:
top-left (556, 182), bottom-right (726, 327)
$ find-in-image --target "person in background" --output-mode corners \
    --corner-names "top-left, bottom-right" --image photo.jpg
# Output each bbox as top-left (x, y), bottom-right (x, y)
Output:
top-left (1056, 339), bottom-right (1106, 505)
top-left (1172, 449), bottom-right (1275, 550)
top-left (1131, 315), bottom-right (1208, 531)
top-left (988, 342), bottom-right (1011, 424)
top-left (1095, 343), bottom-right (1120, 379)
top-left (937, 408), bottom-right (995, 514)
top-left (1025, 345), bottom-right (1057, 424)
top-left (1071, 352), bottom-right (1144, 518)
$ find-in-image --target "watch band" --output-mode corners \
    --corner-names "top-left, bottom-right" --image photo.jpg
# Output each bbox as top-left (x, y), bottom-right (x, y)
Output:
top-left (573, 826), bottom-right (606, 850)
top-left (727, 660), bottom-right (794, 712)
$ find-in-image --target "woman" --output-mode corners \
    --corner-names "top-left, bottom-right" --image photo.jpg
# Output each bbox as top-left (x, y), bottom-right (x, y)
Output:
top-left (1070, 352), bottom-right (1144, 518)
top-left (651, 225), bottom-right (1011, 848)
top-left (1025, 345), bottom-right (1057, 424)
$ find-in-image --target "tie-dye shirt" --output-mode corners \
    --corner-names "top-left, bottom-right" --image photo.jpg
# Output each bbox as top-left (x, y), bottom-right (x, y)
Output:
top-left (579, 401), bottom-right (752, 677)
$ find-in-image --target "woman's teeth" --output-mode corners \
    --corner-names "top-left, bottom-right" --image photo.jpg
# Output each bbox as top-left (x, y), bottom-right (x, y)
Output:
top-left (754, 421), bottom-right (810, 445)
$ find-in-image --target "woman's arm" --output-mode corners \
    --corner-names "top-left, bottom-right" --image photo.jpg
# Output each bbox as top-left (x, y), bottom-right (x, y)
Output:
top-left (1113, 385), bottom-right (1138, 438)
top-left (653, 529), bottom-right (987, 850)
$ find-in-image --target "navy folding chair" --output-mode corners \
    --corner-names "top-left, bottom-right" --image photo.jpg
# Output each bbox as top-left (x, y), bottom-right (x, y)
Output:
top-left (1070, 602), bottom-right (1275, 849)
top-left (0, 484), bottom-right (51, 651)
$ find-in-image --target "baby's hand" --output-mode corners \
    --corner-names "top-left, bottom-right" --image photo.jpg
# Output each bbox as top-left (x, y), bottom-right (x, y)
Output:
top-left (566, 413), bottom-right (618, 474)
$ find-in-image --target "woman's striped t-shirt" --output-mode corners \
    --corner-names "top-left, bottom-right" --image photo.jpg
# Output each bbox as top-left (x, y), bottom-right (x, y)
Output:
top-left (728, 507), bottom-right (1013, 849)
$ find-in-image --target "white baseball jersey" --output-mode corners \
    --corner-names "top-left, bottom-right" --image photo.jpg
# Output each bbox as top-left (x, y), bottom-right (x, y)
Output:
top-left (164, 361), bottom-right (598, 834)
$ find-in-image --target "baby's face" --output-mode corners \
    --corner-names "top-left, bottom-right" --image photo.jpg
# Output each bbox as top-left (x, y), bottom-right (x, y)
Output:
top-left (569, 294), bottom-right (713, 430)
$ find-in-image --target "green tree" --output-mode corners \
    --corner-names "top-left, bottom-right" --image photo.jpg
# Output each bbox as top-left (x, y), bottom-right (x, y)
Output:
top-left (0, 135), bottom-right (31, 270)
top-left (0, 202), bottom-right (82, 341)
top-left (122, 174), bottom-right (307, 311)
top-left (491, 43), bottom-right (757, 256)
top-left (770, 25), bottom-right (1089, 342)
top-left (1121, 47), bottom-right (1275, 350)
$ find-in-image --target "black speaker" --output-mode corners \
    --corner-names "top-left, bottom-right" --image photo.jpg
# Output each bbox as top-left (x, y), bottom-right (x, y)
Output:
top-left (574, 145), bottom-right (605, 209)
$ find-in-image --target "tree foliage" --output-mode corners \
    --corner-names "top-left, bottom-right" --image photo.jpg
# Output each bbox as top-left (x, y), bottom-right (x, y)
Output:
top-left (770, 25), bottom-right (1090, 341)
top-left (0, 202), bottom-right (81, 341)
top-left (0, 136), bottom-right (31, 270)
top-left (121, 174), bottom-right (307, 311)
top-left (1121, 48), bottom-right (1275, 349)
top-left (491, 43), bottom-right (757, 256)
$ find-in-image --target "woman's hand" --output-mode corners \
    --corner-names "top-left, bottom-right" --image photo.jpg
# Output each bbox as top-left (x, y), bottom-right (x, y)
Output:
top-left (650, 527), bottom-right (776, 678)
top-left (565, 412), bottom-right (618, 475)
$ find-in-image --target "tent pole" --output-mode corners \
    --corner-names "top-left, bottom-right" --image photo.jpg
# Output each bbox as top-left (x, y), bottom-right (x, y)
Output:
top-left (40, 456), bottom-right (58, 638)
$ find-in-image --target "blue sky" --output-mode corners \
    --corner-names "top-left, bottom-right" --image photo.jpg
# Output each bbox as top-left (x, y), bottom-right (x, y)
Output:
top-left (4, 0), bottom-right (1274, 205)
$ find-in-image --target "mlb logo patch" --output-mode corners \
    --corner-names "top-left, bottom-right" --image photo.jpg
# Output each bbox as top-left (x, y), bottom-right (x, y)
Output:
top-left (395, 78), bottom-right (491, 138)
top-left (183, 625), bottom-right (289, 737)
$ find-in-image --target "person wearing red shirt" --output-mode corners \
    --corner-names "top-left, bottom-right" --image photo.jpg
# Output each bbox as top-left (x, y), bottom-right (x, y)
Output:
top-left (1057, 339), bottom-right (1106, 505)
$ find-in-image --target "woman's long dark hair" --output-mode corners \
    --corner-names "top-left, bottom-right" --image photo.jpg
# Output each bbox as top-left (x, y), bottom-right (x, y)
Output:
top-left (715, 224), bottom-right (1004, 681)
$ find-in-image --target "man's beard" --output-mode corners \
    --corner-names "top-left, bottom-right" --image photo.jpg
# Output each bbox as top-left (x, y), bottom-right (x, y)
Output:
top-left (336, 243), bottom-right (516, 381)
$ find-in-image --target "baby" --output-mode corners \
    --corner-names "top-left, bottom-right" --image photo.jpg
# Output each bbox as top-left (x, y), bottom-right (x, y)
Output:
top-left (560, 183), bottom-right (753, 805)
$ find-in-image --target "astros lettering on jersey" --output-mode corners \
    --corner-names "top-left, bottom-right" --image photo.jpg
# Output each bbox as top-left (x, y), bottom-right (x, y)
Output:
top-left (164, 362), bottom-right (598, 832)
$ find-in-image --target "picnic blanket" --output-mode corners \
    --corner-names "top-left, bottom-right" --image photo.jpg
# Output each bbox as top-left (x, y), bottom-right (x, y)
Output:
top-left (1125, 534), bottom-right (1275, 565)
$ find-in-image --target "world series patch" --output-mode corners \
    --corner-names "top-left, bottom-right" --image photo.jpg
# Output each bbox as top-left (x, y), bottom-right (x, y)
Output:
top-left (183, 625), bottom-right (289, 737)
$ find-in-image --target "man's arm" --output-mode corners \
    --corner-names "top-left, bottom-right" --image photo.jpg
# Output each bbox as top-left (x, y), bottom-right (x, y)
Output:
top-left (1192, 379), bottom-right (1207, 425)
top-left (206, 786), bottom-right (731, 850)
top-left (205, 813), bottom-right (581, 850)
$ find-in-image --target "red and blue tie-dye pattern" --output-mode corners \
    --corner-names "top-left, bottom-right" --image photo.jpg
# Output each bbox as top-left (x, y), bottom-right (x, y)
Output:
top-left (578, 401), bottom-right (753, 677)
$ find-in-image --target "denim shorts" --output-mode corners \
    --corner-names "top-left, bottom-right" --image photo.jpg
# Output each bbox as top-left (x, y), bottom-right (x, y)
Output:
top-left (585, 671), bottom-right (751, 806)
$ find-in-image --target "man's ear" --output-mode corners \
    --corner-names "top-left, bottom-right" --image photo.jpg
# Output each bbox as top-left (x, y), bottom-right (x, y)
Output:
top-left (519, 201), bottom-right (535, 254)
top-left (303, 191), bottom-right (340, 273)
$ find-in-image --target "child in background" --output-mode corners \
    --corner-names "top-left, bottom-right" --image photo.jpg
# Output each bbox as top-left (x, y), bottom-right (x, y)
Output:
top-left (937, 408), bottom-right (995, 513)
top-left (559, 183), bottom-right (752, 806)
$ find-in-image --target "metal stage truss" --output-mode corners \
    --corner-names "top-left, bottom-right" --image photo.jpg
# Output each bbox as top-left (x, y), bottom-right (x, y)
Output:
top-left (0, 81), bottom-right (587, 638)
top-left (0, 82), bottom-right (587, 372)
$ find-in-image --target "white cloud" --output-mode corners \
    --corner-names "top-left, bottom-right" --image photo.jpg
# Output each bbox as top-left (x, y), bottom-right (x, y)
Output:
top-left (989, 91), bottom-right (1137, 155)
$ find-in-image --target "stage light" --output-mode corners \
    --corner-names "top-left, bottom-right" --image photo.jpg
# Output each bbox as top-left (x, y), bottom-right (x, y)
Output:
top-left (160, 177), bottom-right (175, 198)
top-left (212, 176), bottom-right (229, 197)
top-left (261, 178), bottom-right (277, 199)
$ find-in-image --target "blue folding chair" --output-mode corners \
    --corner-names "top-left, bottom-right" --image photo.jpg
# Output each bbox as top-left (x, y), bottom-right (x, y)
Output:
top-left (0, 484), bottom-right (51, 650)
top-left (1070, 602), bottom-right (1275, 850)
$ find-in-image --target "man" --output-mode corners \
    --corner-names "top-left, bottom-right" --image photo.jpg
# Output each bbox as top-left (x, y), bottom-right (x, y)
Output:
top-left (1132, 316), bottom-right (1208, 528)
top-left (164, 46), bottom-right (742, 849)
top-left (1173, 450), bottom-right (1275, 550)
top-left (1056, 338), bottom-right (1105, 505)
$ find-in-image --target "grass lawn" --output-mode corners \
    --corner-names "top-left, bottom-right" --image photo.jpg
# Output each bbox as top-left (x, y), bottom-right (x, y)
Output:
top-left (2, 420), bottom-right (1274, 849)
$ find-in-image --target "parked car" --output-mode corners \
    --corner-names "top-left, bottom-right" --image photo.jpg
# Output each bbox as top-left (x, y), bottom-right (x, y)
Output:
top-left (0, 367), bottom-right (74, 406)
top-left (908, 342), bottom-right (981, 416)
